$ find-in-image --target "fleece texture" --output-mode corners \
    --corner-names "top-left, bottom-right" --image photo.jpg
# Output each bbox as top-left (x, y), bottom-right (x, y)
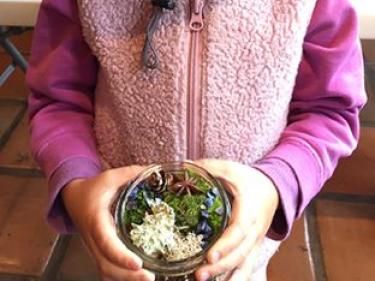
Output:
top-left (77, 0), bottom-right (317, 167)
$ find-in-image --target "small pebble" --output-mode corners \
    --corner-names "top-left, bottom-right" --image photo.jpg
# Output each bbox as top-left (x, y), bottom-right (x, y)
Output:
top-left (196, 220), bottom-right (212, 236)
top-left (155, 193), bottom-right (163, 200)
top-left (137, 181), bottom-right (146, 189)
top-left (201, 240), bottom-right (209, 248)
top-left (204, 197), bottom-right (214, 208)
top-left (196, 220), bottom-right (207, 234)
top-left (201, 210), bottom-right (209, 219)
top-left (206, 191), bottom-right (215, 199)
top-left (215, 206), bottom-right (224, 216)
top-left (126, 200), bottom-right (137, 210)
top-left (129, 187), bottom-right (139, 201)
top-left (202, 232), bottom-right (212, 240)
top-left (211, 187), bottom-right (220, 196)
top-left (143, 191), bottom-right (154, 206)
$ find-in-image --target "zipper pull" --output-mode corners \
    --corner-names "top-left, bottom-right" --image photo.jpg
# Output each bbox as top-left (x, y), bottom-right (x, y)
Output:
top-left (189, 0), bottom-right (205, 31)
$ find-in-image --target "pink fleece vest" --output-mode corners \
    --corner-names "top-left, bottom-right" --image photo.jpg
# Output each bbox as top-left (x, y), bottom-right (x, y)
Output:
top-left (77, 0), bottom-right (316, 168)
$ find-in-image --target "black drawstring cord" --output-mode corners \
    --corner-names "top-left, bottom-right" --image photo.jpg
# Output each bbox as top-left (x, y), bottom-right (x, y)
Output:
top-left (142, 7), bottom-right (163, 69)
top-left (142, 0), bottom-right (175, 69)
top-left (152, 0), bottom-right (175, 10)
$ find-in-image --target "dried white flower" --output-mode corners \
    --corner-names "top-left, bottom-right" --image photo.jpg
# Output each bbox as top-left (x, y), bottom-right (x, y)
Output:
top-left (165, 232), bottom-right (203, 261)
top-left (130, 200), bottom-right (203, 260)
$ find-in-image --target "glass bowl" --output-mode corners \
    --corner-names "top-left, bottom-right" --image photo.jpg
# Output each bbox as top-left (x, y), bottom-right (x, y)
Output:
top-left (114, 161), bottom-right (231, 280)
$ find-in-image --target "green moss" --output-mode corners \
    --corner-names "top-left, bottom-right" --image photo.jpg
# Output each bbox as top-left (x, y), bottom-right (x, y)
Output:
top-left (208, 196), bottom-right (224, 234)
top-left (123, 171), bottom-right (225, 239)
top-left (186, 169), bottom-right (212, 193)
top-left (124, 189), bottom-right (151, 225)
top-left (125, 208), bottom-right (145, 225)
top-left (164, 192), bottom-right (206, 231)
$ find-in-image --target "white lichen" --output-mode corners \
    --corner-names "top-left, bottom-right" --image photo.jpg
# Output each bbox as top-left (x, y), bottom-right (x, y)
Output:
top-left (165, 232), bottom-right (203, 261)
top-left (130, 200), bottom-right (203, 261)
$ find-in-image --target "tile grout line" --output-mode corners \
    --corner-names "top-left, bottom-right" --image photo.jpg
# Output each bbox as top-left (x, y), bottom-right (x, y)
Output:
top-left (318, 192), bottom-right (375, 205)
top-left (0, 179), bottom-right (31, 234)
top-left (0, 97), bottom-right (27, 103)
top-left (0, 99), bottom-right (26, 149)
top-left (40, 235), bottom-right (71, 281)
top-left (0, 96), bottom-right (69, 281)
top-left (0, 272), bottom-right (37, 281)
top-left (363, 55), bottom-right (375, 128)
top-left (365, 57), bottom-right (375, 93)
top-left (305, 203), bottom-right (328, 281)
top-left (0, 166), bottom-right (43, 177)
top-left (360, 121), bottom-right (375, 127)
top-left (0, 98), bottom-right (40, 178)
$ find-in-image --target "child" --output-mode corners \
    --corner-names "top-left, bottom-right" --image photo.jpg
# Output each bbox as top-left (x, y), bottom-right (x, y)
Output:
top-left (26, 0), bottom-right (366, 280)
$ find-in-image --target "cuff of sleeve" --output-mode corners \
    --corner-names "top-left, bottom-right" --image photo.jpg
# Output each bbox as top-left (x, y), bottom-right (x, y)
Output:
top-left (253, 139), bottom-right (323, 240)
top-left (47, 157), bottom-right (102, 234)
top-left (35, 132), bottom-right (101, 180)
top-left (253, 157), bottom-right (299, 240)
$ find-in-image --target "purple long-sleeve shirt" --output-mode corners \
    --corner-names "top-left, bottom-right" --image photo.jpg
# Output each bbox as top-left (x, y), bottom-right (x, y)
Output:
top-left (26, 0), bottom-right (366, 238)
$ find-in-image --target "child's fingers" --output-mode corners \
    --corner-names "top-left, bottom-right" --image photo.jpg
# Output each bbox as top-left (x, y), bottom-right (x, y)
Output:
top-left (100, 264), bottom-right (155, 281)
top-left (205, 221), bottom-right (246, 263)
top-left (205, 194), bottom-right (253, 263)
top-left (228, 243), bottom-right (261, 281)
top-left (87, 235), bottom-right (154, 281)
top-left (196, 230), bottom-right (259, 281)
top-left (194, 159), bottom-right (243, 194)
top-left (91, 165), bottom-right (146, 270)
top-left (104, 165), bottom-right (145, 190)
top-left (92, 211), bottom-right (143, 270)
top-left (194, 159), bottom-right (231, 181)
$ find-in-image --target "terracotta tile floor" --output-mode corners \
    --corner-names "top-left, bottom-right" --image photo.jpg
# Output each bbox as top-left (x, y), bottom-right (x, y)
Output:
top-left (316, 201), bottom-right (375, 281)
top-left (0, 115), bottom-right (39, 171)
top-left (0, 34), bottom-right (374, 281)
top-left (56, 236), bottom-right (99, 281)
top-left (268, 218), bottom-right (314, 281)
top-left (0, 175), bottom-right (61, 279)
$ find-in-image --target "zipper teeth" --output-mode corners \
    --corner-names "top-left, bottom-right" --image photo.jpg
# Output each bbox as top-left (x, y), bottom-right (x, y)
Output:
top-left (187, 32), bottom-right (195, 160)
top-left (188, 32), bottom-right (201, 160)
top-left (187, 0), bottom-right (204, 161)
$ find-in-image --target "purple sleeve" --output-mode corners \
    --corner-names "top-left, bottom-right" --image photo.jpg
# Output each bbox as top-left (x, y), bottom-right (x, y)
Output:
top-left (253, 0), bottom-right (367, 240)
top-left (26, 0), bottom-right (102, 233)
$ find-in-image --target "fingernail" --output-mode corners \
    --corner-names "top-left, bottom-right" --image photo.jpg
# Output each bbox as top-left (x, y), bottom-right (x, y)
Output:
top-left (209, 251), bottom-right (220, 263)
top-left (129, 258), bottom-right (142, 270)
top-left (199, 272), bottom-right (210, 281)
top-left (143, 270), bottom-right (155, 281)
top-left (231, 270), bottom-right (246, 281)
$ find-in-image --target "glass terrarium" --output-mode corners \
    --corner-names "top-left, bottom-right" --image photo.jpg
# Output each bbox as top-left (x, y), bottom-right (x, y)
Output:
top-left (114, 161), bottom-right (231, 281)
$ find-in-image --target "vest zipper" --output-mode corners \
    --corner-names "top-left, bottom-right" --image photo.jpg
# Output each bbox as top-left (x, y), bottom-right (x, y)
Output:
top-left (187, 0), bottom-right (205, 160)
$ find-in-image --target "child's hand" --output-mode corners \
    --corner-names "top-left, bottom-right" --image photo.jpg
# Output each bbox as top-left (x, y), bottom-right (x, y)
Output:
top-left (194, 159), bottom-right (279, 281)
top-left (62, 166), bottom-right (155, 281)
